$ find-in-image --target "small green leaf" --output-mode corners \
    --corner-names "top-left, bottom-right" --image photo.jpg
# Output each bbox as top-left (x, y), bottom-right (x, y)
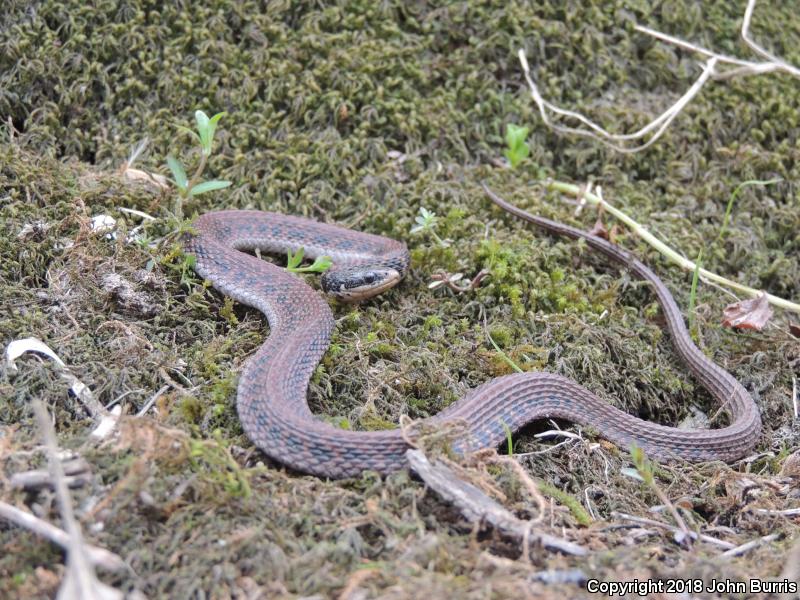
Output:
top-left (487, 329), bottom-right (523, 373)
top-left (189, 179), bottom-right (232, 196)
top-left (195, 110), bottom-right (226, 155)
top-left (166, 156), bottom-right (188, 190)
top-left (505, 147), bottom-right (530, 169)
top-left (208, 112), bottom-right (228, 153)
top-left (718, 177), bottom-right (781, 242)
top-left (286, 248), bottom-right (304, 270)
top-left (500, 419), bottom-right (513, 455)
top-left (285, 248), bottom-right (332, 273)
top-left (688, 250), bottom-right (703, 330)
top-left (504, 124), bottom-right (530, 169)
top-left (195, 110), bottom-right (211, 152)
top-left (306, 255), bottom-right (333, 272)
top-left (505, 123), bottom-right (529, 148)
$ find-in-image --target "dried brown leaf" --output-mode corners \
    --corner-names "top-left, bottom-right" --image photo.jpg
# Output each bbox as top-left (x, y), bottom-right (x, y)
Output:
top-left (589, 217), bottom-right (609, 240)
top-left (721, 293), bottom-right (773, 331)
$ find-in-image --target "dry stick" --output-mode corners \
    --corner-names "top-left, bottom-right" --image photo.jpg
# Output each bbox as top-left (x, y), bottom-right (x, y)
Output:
top-left (0, 501), bottom-right (125, 571)
top-left (136, 384), bottom-right (170, 417)
top-left (646, 480), bottom-right (692, 544)
top-left (520, 0), bottom-right (800, 149)
top-left (32, 401), bottom-right (123, 599)
top-left (10, 457), bottom-right (92, 491)
top-left (540, 182), bottom-right (800, 314)
top-left (720, 533), bottom-right (781, 558)
top-left (406, 449), bottom-right (587, 557)
top-left (740, 0), bottom-right (800, 78)
top-left (518, 49), bottom-right (718, 154)
top-left (611, 512), bottom-right (734, 550)
top-left (633, 24), bottom-right (761, 71)
top-left (752, 508), bottom-right (800, 517)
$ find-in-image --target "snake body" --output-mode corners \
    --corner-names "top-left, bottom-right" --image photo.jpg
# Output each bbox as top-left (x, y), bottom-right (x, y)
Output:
top-left (187, 203), bottom-right (760, 478)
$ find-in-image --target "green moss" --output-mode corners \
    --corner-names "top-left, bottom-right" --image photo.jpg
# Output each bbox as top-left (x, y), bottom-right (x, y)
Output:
top-left (537, 481), bottom-right (593, 526)
top-left (2, 0), bottom-right (798, 597)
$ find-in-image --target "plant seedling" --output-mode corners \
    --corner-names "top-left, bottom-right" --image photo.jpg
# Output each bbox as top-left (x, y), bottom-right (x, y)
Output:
top-left (410, 207), bottom-right (449, 247)
top-left (504, 123), bottom-right (530, 168)
top-left (285, 247), bottom-right (332, 273)
top-left (166, 110), bottom-right (232, 216)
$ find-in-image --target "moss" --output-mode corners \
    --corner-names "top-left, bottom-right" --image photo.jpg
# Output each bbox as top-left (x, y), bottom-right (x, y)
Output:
top-left (2, 0), bottom-right (799, 597)
top-left (537, 481), bottom-right (593, 527)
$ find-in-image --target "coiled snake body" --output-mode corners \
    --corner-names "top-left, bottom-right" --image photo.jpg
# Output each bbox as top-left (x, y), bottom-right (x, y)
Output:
top-left (186, 200), bottom-right (760, 478)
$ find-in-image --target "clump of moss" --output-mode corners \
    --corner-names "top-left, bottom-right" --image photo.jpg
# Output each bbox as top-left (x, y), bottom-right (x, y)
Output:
top-left (2, 0), bottom-right (799, 598)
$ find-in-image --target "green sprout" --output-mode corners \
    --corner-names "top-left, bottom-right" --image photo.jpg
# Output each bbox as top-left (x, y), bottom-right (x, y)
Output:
top-left (504, 123), bottom-right (530, 169)
top-left (500, 419), bottom-right (514, 455)
top-left (621, 444), bottom-right (655, 486)
top-left (410, 207), bottom-right (449, 247)
top-left (166, 109), bottom-right (232, 217)
top-left (285, 247), bottom-right (332, 273)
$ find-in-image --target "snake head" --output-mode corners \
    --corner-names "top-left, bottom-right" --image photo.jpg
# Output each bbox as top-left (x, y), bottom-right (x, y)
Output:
top-left (321, 267), bottom-right (403, 302)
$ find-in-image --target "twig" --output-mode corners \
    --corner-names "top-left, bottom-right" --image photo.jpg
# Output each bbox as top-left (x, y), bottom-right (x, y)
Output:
top-left (0, 501), bottom-right (125, 572)
top-left (32, 400), bottom-right (124, 598)
top-left (520, 0), bottom-right (800, 151)
top-left (633, 24), bottom-right (759, 70)
top-left (428, 269), bottom-right (490, 293)
top-left (720, 533), bottom-right (780, 557)
top-left (5, 338), bottom-right (121, 439)
top-left (652, 487), bottom-right (691, 544)
top-left (611, 512), bottom-right (735, 549)
top-left (740, 0), bottom-right (800, 77)
top-left (10, 457), bottom-right (92, 491)
top-left (518, 48), bottom-right (717, 153)
top-left (406, 449), bottom-right (587, 556)
top-left (485, 183), bottom-right (800, 314)
top-left (751, 507), bottom-right (800, 517)
top-left (136, 384), bottom-right (170, 417)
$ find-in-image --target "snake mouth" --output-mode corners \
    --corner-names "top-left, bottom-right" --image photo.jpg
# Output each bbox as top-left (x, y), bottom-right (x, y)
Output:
top-left (321, 267), bottom-right (403, 302)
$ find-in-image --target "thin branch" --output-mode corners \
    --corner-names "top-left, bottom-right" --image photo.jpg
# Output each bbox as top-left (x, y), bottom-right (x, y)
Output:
top-left (741, 0), bottom-right (800, 77)
top-left (518, 49), bottom-right (718, 153)
top-left (520, 0), bottom-right (800, 152)
top-left (720, 533), bottom-right (781, 557)
top-left (612, 512), bottom-right (735, 549)
top-left (634, 24), bottom-right (759, 69)
top-left (33, 400), bottom-right (123, 599)
top-left (0, 501), bottom-right (125, 571)
top-left (406, 449), bottom-right (587, 556)
top-left (751, 507), bottom-right (800, 517)
top-left (530, 182), bottom-right (800, 314)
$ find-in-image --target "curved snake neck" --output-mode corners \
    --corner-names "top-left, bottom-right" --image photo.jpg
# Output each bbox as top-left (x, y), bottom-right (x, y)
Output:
top-left (187, 208), bottom-right (760, 478)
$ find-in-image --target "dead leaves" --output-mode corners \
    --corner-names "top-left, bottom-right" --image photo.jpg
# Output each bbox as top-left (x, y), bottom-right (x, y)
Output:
top-left (721, 293), bottom-right (773, 331)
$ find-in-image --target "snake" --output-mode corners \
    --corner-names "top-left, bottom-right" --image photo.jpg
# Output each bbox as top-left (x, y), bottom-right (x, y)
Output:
top-left (185, 190), bottom-right (761, 478)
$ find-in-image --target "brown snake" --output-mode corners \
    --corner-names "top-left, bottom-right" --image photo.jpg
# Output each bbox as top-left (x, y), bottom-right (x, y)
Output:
top-left (186, 189), bottom-right (760, 478)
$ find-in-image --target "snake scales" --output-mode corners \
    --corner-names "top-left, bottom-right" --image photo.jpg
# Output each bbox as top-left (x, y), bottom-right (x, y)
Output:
top-left (186, 193), bottom-right (760, 478)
